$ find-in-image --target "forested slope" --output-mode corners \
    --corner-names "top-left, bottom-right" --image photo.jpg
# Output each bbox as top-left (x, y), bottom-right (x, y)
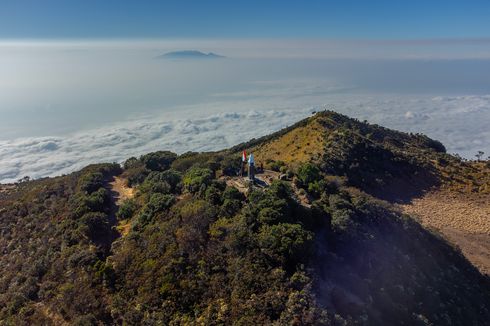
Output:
top-left (1, 112), bottom-right (489, 325)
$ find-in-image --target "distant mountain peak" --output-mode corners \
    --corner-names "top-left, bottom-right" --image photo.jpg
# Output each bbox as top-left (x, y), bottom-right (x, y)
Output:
top-left (157, 50), bottom-right (225, 60)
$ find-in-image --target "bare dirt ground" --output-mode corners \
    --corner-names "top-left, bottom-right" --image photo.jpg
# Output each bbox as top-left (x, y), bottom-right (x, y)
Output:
top-left (220, 170), bottom-right (312, 207)
top-left (108, 176), bottom-right (135, 237)
top-left (401, 191), bottom-right (490, 275)
top-left (109, 176), bottom-right (135, 205)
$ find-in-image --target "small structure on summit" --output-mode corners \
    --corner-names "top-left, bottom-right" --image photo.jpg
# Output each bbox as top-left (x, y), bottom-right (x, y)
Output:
top-left (248, 153), bottom-right (255, 181)
top-left (240, 150), bottom-right (247, 177)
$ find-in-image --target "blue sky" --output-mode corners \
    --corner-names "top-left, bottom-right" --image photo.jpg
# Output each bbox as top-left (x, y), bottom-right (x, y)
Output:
top-left (0, 0), bottom-right (489, 39)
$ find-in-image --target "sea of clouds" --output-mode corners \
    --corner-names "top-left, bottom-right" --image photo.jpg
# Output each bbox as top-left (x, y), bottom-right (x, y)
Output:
top-left (1, 93), bottom-right (489, 183)
top-left (1, 40), bottom-right (490, 183)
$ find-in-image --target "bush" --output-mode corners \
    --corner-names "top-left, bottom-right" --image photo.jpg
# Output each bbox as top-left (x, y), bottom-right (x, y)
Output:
top-left (138, 193), bottom-right (175, 226)
top-left (123, 157), bottom-right (141, 170)
top-left (269, 160), bottom-right (286, 172)
top-left (140, 151), bottom-right (177, 172)
top-left (220, 156), bottom-right (241, 176)
top-left (269, 181), bottom-right (293, 200)
top-left (222, 186), bottom-right (245, 201)
top-left (78, 172), bottom-right (104, 194)
top-left (116, 199), bottom-right (138, 220)
top-left (205, 181), bottom-right (226, 206)
top-left (125, 166), bottom-right (149, 187)
top-left (140, 170), bottom-right (182, 194)
top-left (307, 180), bottom-right (324, 198)
top-left (220, 199), bottom-right (242, 218)
top-left (183, 167), bottom-right (214, 194)
top-left (328, 193), bottom-right (357, 232)
top-left (296, 163), bottom-right (321, 188)
top-left (258, 223), bottom-right (313, 265)
top-left (79, 212), bottom-right (111, 241)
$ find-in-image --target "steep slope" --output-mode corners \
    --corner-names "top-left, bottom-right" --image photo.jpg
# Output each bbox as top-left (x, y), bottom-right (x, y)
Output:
top-left (1, 112), bottom-right (489, 325)
top-left (232, 110), bottom-right (490, 275)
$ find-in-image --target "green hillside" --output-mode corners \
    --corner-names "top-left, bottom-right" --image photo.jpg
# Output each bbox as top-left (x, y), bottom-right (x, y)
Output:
top-left (1, 112), bottom-right (489, 325)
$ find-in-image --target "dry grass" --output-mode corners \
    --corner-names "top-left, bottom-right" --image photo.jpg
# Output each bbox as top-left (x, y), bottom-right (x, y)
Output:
top-left (251, 120), bottom-right (325, 168)
top-left (116, 220), bottom-right (132, 237)
top-left (401, 190), bottom-right (490, 275)
top-left (110, 176), bottom-right (135, 205)
top-left (437, 160), bottom-right (490, 194)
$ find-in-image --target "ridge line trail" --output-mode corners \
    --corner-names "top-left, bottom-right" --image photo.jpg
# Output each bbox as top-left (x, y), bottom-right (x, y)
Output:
top-left (109, 175), bottom-right (135, 206)
top-left (108, 175), bottom-right (135, 237)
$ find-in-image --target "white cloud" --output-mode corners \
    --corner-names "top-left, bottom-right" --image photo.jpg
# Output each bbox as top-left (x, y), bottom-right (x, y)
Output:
top-left (1, 91), bottom-right (489, 183)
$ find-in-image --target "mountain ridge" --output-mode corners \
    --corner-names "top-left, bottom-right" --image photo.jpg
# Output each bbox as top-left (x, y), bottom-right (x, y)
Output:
top-left (157, 50), bottom-right (225, 60)
top-left (1, 111), bottom-right (489, 325)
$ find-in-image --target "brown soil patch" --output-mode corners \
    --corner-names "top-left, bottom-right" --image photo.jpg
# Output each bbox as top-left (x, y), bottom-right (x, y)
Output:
top-left (220, 170), bottom-right (311, 207)
top-left (401, 191), bottom-right (490, 275)
top-left (116, 220), bottom-right (132, 237)
top-left (109, 176), bottom-right (135, 237)
top-left (109, 176), bottom-right (135, 205)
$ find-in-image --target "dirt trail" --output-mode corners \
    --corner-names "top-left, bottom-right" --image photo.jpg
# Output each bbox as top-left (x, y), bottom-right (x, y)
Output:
top-left (108, 176), bottom-right (135, 237)
top-left (401, 191), bottom-right (490, 275)
top-left (109, 176), bottom-right (135, 205)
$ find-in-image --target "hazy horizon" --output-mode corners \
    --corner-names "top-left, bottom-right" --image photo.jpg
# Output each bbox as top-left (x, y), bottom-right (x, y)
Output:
top-left (0, 39), bottom-right (490, 182)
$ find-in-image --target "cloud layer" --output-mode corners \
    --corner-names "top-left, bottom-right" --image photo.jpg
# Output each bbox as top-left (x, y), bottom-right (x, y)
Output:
top-left (1, 93), bottom-right (489, 183)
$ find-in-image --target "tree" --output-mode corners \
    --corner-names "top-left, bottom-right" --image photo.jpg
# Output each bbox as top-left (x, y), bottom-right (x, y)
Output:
top-left (475, 151), bottom-right (485, 161)
top-left (296, 163), bottom-right (321, 188)
top-left (140, 170), bottom-right (182, 194)
top-left (140, 151), bottom-right (177, 171)
top-left (183, 167), bottom-right (214, 193)
top-left (138, 193), bottom-right (175, 226)
top-left (258, 223), bottom-right (313, 265)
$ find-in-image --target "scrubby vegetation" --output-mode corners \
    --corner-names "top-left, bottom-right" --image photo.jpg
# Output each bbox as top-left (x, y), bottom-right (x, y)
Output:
top-left (1, 111), bottom-right (489, 325)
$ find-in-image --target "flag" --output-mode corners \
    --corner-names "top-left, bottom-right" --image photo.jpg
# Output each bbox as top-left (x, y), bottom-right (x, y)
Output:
top-left (242, 150), bottom-right (247, 162)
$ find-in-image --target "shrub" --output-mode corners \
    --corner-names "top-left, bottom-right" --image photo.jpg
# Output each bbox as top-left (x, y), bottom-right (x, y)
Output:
top-left (138, 193), bottom-right (175, 226)
top-left (269, 180), bottom-right (293, 200)
top-left (78, 172), bottom-right (104, 194)
top-left (123, 157), bottom-right (141, 170)
top-left (307, 180), bottom-right (324, 198)
top-left (125, 166), bottom-right (149, 187)
top-left (205, 182), bottom-right (224, 206)
top-left (269, 160), bottom-right (286, 172)
top-left (183, 167), bottom-right (214, 193)
top-left (222, 186), bottom-right (245, 201)
top-left (79, 212), bottom-right (111, 241)
top-left (140, 151), bottom-right (177, 171)
top-left (258, 223), bottom-right (313, 265)
top-left (140, 170), bottom-right (182, 194)
top-left (220, 199), bottom-right (242, 218)
top-left (296, 163), bottom-right (321, 188)
top-left (116, 199), bottom-right (138, 220)
top-left (328, 193), bottom-right (357, 232)
top-left (220, 156), bottom-right (241, 176)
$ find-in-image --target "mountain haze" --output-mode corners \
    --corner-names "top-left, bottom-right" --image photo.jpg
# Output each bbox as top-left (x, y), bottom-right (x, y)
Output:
top-left (157, 50), bottom-right (225, 60)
